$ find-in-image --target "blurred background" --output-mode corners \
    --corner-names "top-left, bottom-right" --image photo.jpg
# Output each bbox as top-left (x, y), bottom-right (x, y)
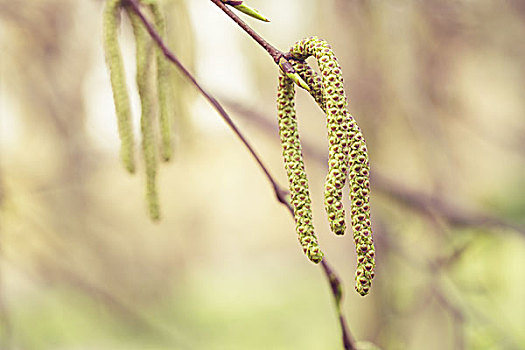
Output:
top-left (1, 0), bottom-right (525, 349)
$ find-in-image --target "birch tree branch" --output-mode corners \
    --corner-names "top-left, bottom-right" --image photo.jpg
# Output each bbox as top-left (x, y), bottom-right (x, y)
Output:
top-left (125, 0), bottom-right (357, 348)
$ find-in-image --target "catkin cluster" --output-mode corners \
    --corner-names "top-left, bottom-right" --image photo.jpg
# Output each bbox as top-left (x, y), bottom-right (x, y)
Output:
top-left (103, 0), bottom-right (174, 220)
top-left (281, 37), bottom-right (375, 296)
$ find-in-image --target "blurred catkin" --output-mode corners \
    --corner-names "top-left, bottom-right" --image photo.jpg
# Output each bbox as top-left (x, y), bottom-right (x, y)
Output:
top-left (289, 37), bottom-right (375, 296)
top-left (149, 1), bottom-right (173, 162)
top-left (165, 0), bottom-right (195, 145)
top-left (102, 0), bottom-right (190, 221)
top-left (103, 0), bottom-right (136, 173)
top-left (277, 74), bottom-right (323, 264)
top-left (128, 9), bottom-right (160, 221)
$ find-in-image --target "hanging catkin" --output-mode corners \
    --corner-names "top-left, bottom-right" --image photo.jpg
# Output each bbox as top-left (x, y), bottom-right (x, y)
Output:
top-left (103, 0), bottom-right (135, 173)
top-left (277, 73), bottom-right (323, 264)
top-left (289, 38), bottom-right (350, 237)
top-left (149, 1), bottom-right (173, 162)
top-left (288, 37), bottom-right (375, 296)
top-left (128, 9), bottom-right (160, 221)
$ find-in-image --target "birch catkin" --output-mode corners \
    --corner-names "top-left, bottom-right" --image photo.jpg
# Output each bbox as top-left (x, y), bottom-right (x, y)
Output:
top-left (103, 0), bottom-right (135, 173)
top-left (149, 2), bottom-right (173, 162)
top-left (288, 37), bottom-right (375, 296)
top-left (290, 38), bottom-right (350, 237)
top-left (277, 74), bottom-right (323, 264)
top-left (128, 9), bottom-right (160, 221)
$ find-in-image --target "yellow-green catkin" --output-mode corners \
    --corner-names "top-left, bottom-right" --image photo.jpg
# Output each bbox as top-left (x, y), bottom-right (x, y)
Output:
top-left (277, 74), bottom-right (323, 264)
top-left (103, 0), bottom-right (135, 173)
top-left (290, 38), bottom-right (350, 237)
top-left (149, 1), bottom-right (173, 162)
top-left (290, 37), bottom-right (375, 296)
top-left (348, 124), bottom-right (374, 296)
top-left (128, 9), bottom-right (160, 221)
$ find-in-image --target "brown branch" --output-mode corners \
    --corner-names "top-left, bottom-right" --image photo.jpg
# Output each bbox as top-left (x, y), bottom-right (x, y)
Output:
top-left (321, 260), bottom-right (355, 349)
top-left (209, 0), bottom-right (299, 76)
top-left (373, 174), bottom-right (525, 236)
top-left (209, 0), bottom-right (281, 61)
top-left (432, 286), bottom-right (465, 350)
top-left (125, 1), bottom-right (356, 349)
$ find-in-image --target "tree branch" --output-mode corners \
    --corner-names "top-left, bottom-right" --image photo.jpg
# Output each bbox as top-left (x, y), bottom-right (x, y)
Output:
top-left (209, 0), bottom-right (281, 61)
top-left (125, 1), bottom-right (356, 349)
top-left (209, 0), bottom-right (299, 76)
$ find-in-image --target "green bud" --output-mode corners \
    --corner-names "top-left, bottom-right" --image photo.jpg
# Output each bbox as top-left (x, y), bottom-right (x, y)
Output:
top-left (221, 1), bottom-right (270, 22)
top-left (233, 3), bottom-right (270, 22)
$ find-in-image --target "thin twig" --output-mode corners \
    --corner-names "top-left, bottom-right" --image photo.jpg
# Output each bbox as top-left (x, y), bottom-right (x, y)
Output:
top-left (209, 0), bottom-right (299, 76)
top-left (374, 174), bottom-right (525, 236)
top-left (125, 1), bottom-right (356, 349)
top-left (209, 0), bottom-right (281, 61)
top-left (321, 260), bottom-right (355, 349)
top-left (432, 286), bottom-right (465, 350)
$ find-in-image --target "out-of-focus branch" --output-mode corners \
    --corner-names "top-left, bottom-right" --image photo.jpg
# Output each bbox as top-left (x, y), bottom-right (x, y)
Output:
top-left (222, 99), bottom-right (525, 237)
top-left (48, 263), bottom-right (191, 347)
top-left (125, 1), bottom-right (356, 349)
top-left (374, 176), bottom-right (525, 236)
top-left (432, 286), bottom-right (465, 350)
top-left (377, 216), bottom-right (522, 350)
top-left (3, 251), bottom-right (194, 349)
